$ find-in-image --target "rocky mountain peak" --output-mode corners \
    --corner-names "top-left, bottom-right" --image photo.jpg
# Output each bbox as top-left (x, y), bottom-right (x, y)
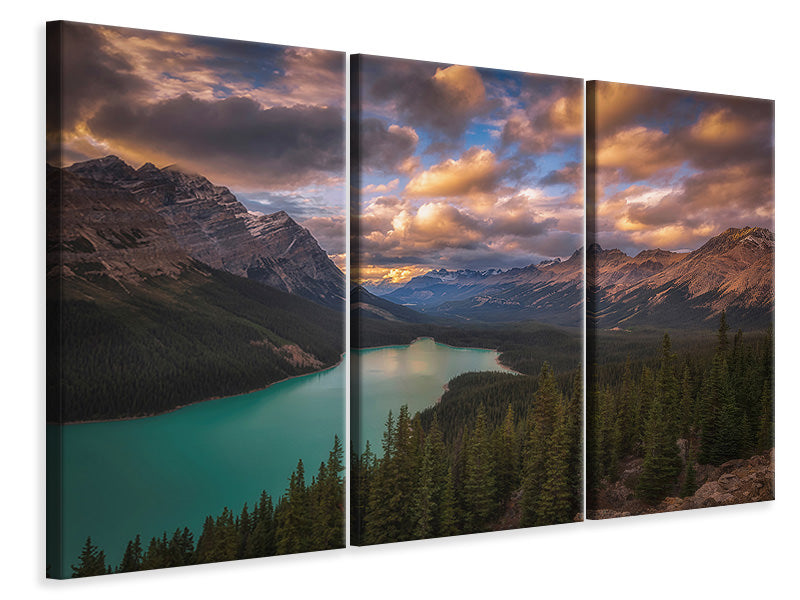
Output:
top-left (695, 226), bottom-right (775, 258)
top-left (64, 156), bottom-right (344, 308)
top-left (68, 155), bottom-right (137, 184)
top-left (136, 162), bottom-right (162, 176)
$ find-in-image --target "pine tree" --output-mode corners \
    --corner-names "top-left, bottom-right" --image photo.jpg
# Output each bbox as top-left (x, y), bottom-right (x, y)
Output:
top-left (463, 405), bottom-right (495, 532)
top-left (246, 491), bottom-right (276, 558)
top-left (117, 534), bottom-right (143, 573)
top-left (71, 537), bottom-right (107, 578)
top-left (636, 381), bottom-right (681, 503)
top-left (757, 379), bottom-right (774, 451)
top-left (363, 411), bottom-right (401, 544)
top-left (713, 366), bottom-right (743, 464)
top-left (276, 460), bottom-right (310, 554)
top-left (536, 396), bottom-right (574, 525)
top-left (493, 403), bottom-right (518, 505)
top-left (521, 363), bottom-right (560, 526)
top-left (194, 515), bottom-right (217, 564)
top-left (237, 503), bottom-right (251, 559)
top-left (657, 334), bottom-right (680, 442)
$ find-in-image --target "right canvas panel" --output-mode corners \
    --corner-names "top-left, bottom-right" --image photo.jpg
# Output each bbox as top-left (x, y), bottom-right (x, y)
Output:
top-left (586, 81), bottom-right (775, 518)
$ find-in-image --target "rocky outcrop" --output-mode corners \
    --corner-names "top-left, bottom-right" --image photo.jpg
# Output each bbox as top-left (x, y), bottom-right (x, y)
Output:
top-left (588, 449), bottom-right (774, 519)
top-left (46, 165), bottom-right (194, 288)
top-left (66, 156), bottom-right (344, 308)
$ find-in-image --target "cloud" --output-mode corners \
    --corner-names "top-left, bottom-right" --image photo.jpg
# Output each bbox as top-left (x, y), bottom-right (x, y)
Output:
top-left (366, 58), bottom-right (489, 139)
top-left (597, 126), bottom-right (683, 180)
top-left (358, 118), bottom-right (419, 174)
top-left (87, 94), bottom-right (344, 190)
top-left (501, 78), bottom-right (583, 153)
top-left (405, 147), bottom-right (505, 198)
top-left (49, 23), bottom-right (150, 138)
top-left (362, 179), bottom-right (400, 194)
top-left (301, 215), bottom-right (346, 254)
top-left (592, 82), bottom-right (774, 252)
top-left (50, 22), bottom-right (346, 197)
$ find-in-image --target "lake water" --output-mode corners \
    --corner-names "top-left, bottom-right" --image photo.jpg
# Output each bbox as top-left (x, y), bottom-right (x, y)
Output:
top-left (47, 362), bottom-right (344, 576)
top-left (353, 337), bottom-right (509, 453)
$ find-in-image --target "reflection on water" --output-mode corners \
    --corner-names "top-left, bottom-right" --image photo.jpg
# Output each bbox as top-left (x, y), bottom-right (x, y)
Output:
top-left (353, 338), bottom-right (508, 453)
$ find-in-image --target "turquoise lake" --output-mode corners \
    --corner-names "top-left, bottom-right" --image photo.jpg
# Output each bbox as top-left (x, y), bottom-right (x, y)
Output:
top-left (47, 339), bottom-right (507, 575)
top-left (353, 337), bottom-right (509, 453)
top-left (47, 362), bottom-right (344, 576)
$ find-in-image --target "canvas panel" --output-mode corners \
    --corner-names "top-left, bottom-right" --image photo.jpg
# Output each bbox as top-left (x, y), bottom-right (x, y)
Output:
top-left (46, 21), bottom-right (346, 577)
top-left (586, 81), bottom-right (775, 518)
top-left (350, 54), bottom-right (585, 544)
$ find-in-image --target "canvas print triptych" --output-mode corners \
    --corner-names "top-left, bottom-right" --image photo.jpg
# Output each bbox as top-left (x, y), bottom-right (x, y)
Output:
top-left (46, 21), bottom-right (775, 579)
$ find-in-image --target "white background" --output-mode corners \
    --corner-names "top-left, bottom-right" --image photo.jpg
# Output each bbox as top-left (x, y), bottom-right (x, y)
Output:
top-left (3, 1), bottom-right (797, 598)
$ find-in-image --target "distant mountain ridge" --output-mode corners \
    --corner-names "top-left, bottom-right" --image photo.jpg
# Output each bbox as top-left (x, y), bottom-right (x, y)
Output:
top-left (590, 226), bottom-right (774, 328)
top-left (379, 249), bottom-right (583, 326)
top-left (66, 155), bottom-right (344, 308)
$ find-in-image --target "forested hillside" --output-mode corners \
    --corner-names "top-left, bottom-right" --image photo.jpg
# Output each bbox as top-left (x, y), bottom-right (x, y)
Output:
top-left (48, 266), bottom-right (344, 422)
top-left (351, 364), bottom-right (582, 544)
top-left (588, 312), bottom-right (774, 511)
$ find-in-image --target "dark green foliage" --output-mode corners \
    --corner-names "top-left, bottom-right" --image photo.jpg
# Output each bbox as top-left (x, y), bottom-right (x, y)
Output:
top-left (49, 267), bottom-right (343, 422)
top-left (536, 396), bottom-right (575, 524)
top-left (70, 437), bottom-right (344, 578)
top-left (353, 362), bottom-right (583, 545)
top-left (463, 406), bottom-right (496, 532)
top-left (117, 534), bottom-right (143, 573)
top-left (71, 537), bottom-right (107, 578)
top-left (588, 314), bottom-right (774, 508)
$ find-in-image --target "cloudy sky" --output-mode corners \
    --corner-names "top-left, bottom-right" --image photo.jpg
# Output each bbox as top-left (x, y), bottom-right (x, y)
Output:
top-left (352, 56), bottom-right (583, 288)
top-left (49, 22), bottom-right (345, 266)
top-left (591, 82), bottom-right (774, 255)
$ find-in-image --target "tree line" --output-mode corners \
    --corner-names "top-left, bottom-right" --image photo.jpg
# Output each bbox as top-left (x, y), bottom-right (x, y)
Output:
top-left (48, 266), bottom-right (343, 422)
top-left (588, 312), bottom-right (774, 504)
top-left (69, 436), bottom-right (344, 578)
top-left (351, 364), bottom-right (582, 545)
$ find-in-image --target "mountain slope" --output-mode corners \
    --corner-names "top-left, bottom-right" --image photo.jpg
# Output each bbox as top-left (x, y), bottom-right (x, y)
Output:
top-left (381, 249), bottom-right (583, 326)
top-left (67, 156), bottom-right (344, 308)
top-left (590, 227), bottom-right (774, 329)
top-left (351, 285), bottom-right (435, 323)
top-left (47, 166), bottom-right (343, 422)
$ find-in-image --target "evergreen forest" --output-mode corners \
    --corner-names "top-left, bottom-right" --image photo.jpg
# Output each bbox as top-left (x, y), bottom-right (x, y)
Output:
top-left (47, 266), bottom-right (344, 422)
top-left (588, 312), bottom-right (774, 506)
top-left (351, 362), bottom-right (583, 544)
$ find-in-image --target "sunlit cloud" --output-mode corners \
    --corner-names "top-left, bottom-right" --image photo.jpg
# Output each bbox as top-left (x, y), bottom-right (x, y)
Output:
top-left (592, 81), bottom-right (774, 254)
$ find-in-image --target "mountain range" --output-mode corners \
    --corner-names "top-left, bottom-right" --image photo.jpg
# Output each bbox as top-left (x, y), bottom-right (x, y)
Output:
top-left (47, 158), bottom-right (344, 422)
top-left (358, 226), bottom-right (773, 330)
top-left (66, 155), bottom-right (344, 308)
top-left (589, 226), bottom-right (774, 329)
top-left (376, 250), bottom-right (584, 326)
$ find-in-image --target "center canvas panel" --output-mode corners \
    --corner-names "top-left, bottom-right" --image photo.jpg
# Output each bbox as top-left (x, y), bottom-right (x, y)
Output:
top-left (47, 22), bottom-right (346, 578)
top-left (350, 55), bottom-right (584, 544)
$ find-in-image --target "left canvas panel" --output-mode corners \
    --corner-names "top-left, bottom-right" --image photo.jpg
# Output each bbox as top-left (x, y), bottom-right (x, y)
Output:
top-left (46, 21), bottom-right (346, 578)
